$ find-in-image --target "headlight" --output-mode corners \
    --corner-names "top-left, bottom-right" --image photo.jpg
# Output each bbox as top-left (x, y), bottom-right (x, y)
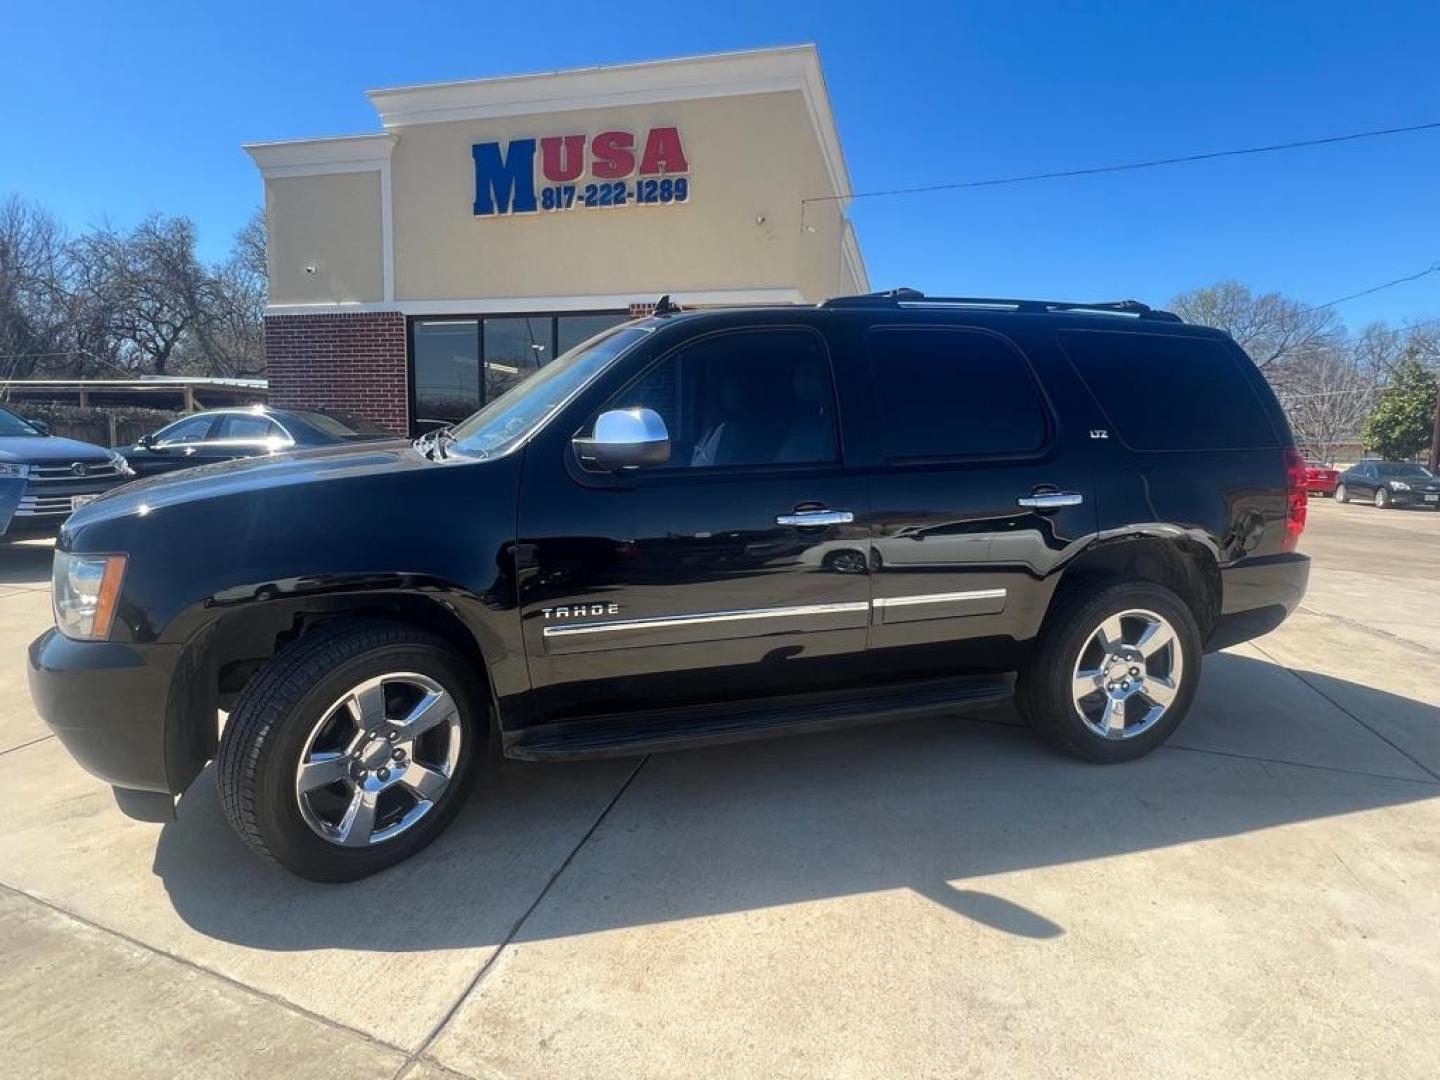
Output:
top-left (108, 450), bottom-right (135, 478)
top-left (0, 463), bottom-right (30, 479)
top-left (52, 552), bottom-right (127, 641)
top-left (1391, 481), bottom-right (1410, 491)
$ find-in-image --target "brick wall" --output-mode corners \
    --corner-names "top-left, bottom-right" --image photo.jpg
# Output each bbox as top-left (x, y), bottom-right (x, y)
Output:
top-left (263, 311), bottom-right (409, 435)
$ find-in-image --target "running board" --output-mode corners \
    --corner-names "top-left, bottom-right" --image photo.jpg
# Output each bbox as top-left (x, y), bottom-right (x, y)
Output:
top-left (505, 676), bottom-right (1013, 761)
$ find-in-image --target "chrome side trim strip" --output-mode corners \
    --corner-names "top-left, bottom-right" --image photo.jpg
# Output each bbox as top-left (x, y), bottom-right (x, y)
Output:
top-left (543, 601), bottom-right (871, 638)
top-left (871, 589), bottom-right (1007, 609)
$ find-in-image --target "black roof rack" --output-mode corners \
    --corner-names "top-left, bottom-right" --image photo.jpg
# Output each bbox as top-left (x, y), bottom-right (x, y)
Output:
top-left (820, 288), bottom-right (1183, 323)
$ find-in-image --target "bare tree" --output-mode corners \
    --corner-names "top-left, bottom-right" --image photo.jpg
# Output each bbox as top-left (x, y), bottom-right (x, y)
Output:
top-left (1270, 345), bottom-right (1376, 464)
top-left (1170, 280), bottom-right (1344, 371)
top-left (0, 196), bottom-right (71, 380)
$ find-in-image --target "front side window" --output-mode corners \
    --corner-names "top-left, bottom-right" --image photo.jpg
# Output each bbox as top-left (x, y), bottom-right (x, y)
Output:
top-left (868, 327), bottom-right (1048, 460)
top-left (603, 328), bottom-right (839, 470)
top-left (156, 415), bottom-right (216, 445)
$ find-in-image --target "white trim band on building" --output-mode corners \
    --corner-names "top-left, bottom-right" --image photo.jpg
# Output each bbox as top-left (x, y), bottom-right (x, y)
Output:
top-left (264, 288), bottom-right (809, 318)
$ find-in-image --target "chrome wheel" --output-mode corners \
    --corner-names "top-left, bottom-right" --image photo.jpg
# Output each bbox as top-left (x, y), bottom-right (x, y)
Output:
top-left (1070, 609), bottom-right (1184, 740)
top-left (294, 672), bottom-right (463, 847)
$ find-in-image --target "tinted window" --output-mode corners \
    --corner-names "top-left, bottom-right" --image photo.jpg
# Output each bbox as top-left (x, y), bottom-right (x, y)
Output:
top-left (413, 319), bottom-right (480, 426)
top-left (218, 414), bottom-right (284, 442)
top-left (484, 316), bottom-right (554, 400)
top-left (1375, 463), bottom-right (1432, 478)
top-left (868, 328), bottom-right (1047, 459)
top-left (605, 329), bottom-right (838, 469)
top-left (558, 313), bottom-right (629, 355)
top-left (156, 415), bottom-right (215, 444)
top-left (1060, 330), bottom-right (1277, 452)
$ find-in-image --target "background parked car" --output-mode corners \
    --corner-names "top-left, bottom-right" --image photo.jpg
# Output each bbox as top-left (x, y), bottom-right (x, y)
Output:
top-left (121, 406), bottom-right (395, 477)
top-left (1335, 461), bottom-right (1440, 509)
top-left (0, 404), bottom-right (134, 541)
top-left (1303, 462), bottom-right (1340, 497)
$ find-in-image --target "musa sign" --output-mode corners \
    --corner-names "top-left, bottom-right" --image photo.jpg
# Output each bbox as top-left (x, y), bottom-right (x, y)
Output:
top-left (472, 127), bottom-right (691, 217)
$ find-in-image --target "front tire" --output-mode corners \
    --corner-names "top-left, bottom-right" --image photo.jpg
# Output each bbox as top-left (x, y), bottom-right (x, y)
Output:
top-left (1375, 487), bottom-right (1391, 509)
top-left (1335, 484), bottom-right (1348, 503)
top-left (216, 619), bottom-right (487, 882)
top-left (1016, 581), bottom-right (1201, 763)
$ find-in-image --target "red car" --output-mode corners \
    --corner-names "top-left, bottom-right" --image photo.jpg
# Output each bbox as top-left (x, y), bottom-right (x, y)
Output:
top-left (1304, 462), bottom-right (1340, 496)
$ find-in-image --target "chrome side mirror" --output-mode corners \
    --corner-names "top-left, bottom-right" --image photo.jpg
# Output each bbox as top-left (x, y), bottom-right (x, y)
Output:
top-left (573, 407), bottom-right (671, 471)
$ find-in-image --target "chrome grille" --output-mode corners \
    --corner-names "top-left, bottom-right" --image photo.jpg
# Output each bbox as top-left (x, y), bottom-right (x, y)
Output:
top-left (29, 460), bottom-right (120, 482)
top-left (14, 494), bottom-right (80, 517)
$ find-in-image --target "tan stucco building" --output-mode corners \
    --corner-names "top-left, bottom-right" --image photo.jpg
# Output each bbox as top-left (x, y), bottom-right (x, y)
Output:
top-left (245, 45), bottom-right (867, 434)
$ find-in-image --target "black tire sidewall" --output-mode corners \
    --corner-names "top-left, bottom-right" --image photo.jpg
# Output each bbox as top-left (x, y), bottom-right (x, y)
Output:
top-left (246, 638), bottom-right (484, 881)
top-left (1018, 581), bottom-right (1202, 763)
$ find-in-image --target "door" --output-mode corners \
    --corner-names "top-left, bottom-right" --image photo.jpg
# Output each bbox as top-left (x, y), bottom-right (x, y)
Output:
top-left (858, 323), bottom-right (1098, 677)
top-left (1346, 464), bottom-right (1374, 500)
top-left (516, 324), bottom-right (872, 723)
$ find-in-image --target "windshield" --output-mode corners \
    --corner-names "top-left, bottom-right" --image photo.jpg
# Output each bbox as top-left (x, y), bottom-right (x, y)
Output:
top-left (447, 324), bottom-right (650, 458)
top-left (1374, 462), bottom-right (1434, 478)
top-left (0, 408), bottom-right (40, 437)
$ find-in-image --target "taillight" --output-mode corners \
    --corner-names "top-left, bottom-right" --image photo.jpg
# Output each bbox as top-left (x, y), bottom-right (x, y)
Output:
top-left (1282, 448), bottom-right (1308, 552)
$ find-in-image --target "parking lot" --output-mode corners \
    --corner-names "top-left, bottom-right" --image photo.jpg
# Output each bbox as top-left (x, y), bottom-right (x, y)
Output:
top-left (1, 497), bottom-right (1438, 1080)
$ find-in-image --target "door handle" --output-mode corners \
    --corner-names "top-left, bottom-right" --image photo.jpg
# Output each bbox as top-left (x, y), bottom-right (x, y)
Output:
top-left (776, 509), bottom-right (855, 526)
top-left (1017, 492), bottom-right (1083, 509)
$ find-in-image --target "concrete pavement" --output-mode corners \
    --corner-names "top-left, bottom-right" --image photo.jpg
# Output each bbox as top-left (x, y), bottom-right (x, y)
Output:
top-left (1, 506), bottom-right (1438, 1079)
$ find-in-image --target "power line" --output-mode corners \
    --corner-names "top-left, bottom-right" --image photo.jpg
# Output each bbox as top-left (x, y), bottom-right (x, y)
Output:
top-left (803, 119), bottom-right (1440, 207)
top-left (1302, 260), bottom-right (1440, 313)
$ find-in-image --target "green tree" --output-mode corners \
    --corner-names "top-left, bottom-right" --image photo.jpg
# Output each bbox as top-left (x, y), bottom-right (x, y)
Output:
top-left (1362, 351), bottom-right (1438, 461)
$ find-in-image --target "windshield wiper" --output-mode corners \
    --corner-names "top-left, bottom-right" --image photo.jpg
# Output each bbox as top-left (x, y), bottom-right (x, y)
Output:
top-left (413, 426), bottom-right (456, 461)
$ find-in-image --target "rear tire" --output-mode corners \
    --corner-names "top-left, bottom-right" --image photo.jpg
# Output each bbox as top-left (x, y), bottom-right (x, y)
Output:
top-left (216, 619), bottom-right (489, 882)
top-left (1016, 580), bottom-right (1201, 763)
top-left (1335, 484), bottom-right (1348, 504)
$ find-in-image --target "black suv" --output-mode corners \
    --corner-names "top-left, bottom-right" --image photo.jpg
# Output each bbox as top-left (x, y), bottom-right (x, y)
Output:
top-left (29, 293), bottom-right (1311, 881)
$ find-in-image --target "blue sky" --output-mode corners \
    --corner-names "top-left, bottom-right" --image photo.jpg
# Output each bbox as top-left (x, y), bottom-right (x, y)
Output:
top-left (6, 0), bottom-right (1438, 329)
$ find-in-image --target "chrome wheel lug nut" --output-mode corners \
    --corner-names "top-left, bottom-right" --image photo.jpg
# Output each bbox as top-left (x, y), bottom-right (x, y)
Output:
top-left (1129, 666), bottom-right (1140, 676)
top-left (378, 767), bottom-right (390, 781)
top-left (392, 749), bottom-right (405, 762)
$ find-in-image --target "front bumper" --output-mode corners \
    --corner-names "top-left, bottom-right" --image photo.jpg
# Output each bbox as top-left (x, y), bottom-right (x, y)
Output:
top-left (1389, 488), bottom-right (1440, 506)
top-left (1205, 552), bottom-right (1310, 651)
top-left (28, 628), bottom-right (183, 793)
top-left (2, 477), bottom-right (129, 537)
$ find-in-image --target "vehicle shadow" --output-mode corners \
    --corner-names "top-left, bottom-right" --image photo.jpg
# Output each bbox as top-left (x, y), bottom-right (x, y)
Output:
top-left (0, 540), bottom-right (54, 587)
top-left (152, 652), bottom-right (1440, 950)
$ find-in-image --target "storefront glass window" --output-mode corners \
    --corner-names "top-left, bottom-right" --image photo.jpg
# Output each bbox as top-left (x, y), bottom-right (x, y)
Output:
top-left (483, 317), bottom-right (555, 401)
top-left (412, 319), bottom-right (480, 429)
top-left (408, 311), bottom-right (628, 435)
top-left (557, 313), bottom-right (630, 356)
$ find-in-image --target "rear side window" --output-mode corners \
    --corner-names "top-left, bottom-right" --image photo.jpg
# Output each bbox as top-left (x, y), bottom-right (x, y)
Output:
top-left (218, 415), bottom-right (285, 442)
top-left (868, 327), bottom-right (1049, 460)
top-left (1059, 330), bottom-right (1278, 451)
